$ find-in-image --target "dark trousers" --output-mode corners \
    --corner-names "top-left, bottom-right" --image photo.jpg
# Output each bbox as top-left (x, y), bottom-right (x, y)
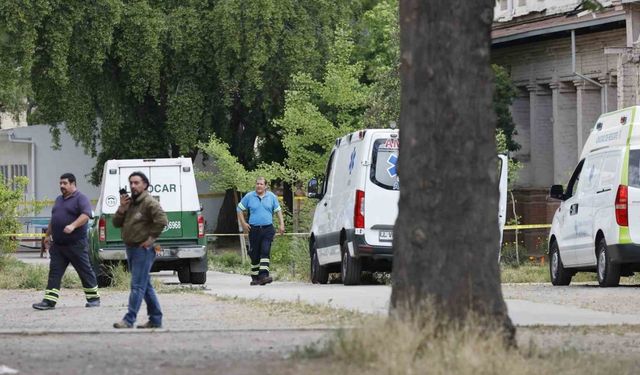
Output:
top-left (44, 240), bottom-right (99, 304)
top-left (248, 224), bottom-right (275, 279)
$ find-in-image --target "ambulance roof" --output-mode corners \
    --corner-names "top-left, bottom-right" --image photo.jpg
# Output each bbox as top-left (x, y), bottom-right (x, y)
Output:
top-left (580, 106), bottom-right (640, 159)
top-left (103, 157), bottom-right (193, 168)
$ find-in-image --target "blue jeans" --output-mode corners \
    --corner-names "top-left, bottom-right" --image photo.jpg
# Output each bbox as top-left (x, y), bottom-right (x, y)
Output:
top-left (123, 246), bottom-right (162, 326)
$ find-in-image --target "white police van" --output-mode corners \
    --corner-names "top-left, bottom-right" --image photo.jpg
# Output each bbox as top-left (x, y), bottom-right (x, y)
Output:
top-left (89, 158), bottom-right (207, 285)
top-left (308, 129), bottom-right (509, 285)
top-left (549, 106), bottom-right (640, 287)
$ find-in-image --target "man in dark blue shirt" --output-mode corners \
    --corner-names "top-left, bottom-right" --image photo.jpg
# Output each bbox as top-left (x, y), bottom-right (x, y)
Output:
top-left (32, 173), bottom-right (101, 310)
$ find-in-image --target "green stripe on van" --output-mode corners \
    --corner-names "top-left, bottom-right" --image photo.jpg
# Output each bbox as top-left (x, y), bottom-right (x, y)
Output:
top-left (619, 107), bottom-right (636, 244)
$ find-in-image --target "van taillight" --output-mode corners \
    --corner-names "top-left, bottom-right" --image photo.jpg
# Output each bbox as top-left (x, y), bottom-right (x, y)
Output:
top-left (354, 190), bottom-right (365, 229)
top-left (615, 185), bottom-right (628, 227)
top-left (99, 217), bottom-right (106, 241)
top-left (197, 215), bottom-right (205, 238)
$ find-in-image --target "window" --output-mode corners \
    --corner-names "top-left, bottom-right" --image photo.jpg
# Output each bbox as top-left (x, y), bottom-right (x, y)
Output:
top-left (598, 153), bottom-right (620, 190)
top-left (0, 164), bottom-right (28, 185)
top-left (576, 156), bottom-right (603, 195)
top-left (370, 138), bottom-right (399, 191)
top-left (322, 151), bottom-right (336, 196)
top-left (629, 150), bottom-right (640, 188)
top-left (566, 160), bottom-right (584, 199)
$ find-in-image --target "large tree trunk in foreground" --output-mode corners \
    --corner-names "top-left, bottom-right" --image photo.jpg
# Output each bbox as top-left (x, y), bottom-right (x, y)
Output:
top-left (391, 0), bottom-right (515, 340)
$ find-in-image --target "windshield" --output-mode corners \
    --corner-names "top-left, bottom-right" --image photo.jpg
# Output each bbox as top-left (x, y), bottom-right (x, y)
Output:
top-left (370, 138), bottom-right (399, 190)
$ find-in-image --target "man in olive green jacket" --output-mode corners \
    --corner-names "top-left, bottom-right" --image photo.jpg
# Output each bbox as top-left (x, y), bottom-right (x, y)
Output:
top-left (112, 171), bottom-right (168, 329)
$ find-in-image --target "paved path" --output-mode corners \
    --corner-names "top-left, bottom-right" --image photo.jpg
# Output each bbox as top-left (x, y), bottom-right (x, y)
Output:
top-left (15, 250), bottom-right (640, 326)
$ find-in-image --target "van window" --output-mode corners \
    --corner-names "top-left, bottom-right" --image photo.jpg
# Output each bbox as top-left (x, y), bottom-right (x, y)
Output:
top-left (629, 150), bottom-right (640, 188)
top-left (322, 151), bottom-right (336, 196)
top-left (598, 153), bottom-right (620, 190)
top-left (576, 155), bottom-right (603, 195)
top-left (565, 160), bottom-right (584, 199)
top-left (370, 138), bottom-right (399, 190)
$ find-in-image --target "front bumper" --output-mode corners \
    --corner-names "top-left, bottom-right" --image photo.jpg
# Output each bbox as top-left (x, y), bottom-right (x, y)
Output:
top-left (608, 244), bottom-right (640, 264)
top-left (98, 246), bottom-right (206, 261)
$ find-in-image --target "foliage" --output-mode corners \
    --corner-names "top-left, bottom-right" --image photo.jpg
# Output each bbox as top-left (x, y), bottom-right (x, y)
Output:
top-left (496, 128), bottom-right (522, 187)
top-left (493, 64), bottom-right (520, 152)
top-left (1, 0), bottom-right (356, 184)
top-left (0, 177), bottom-right (29, 254)
top-left (276, 28), bottom-right (370, 179)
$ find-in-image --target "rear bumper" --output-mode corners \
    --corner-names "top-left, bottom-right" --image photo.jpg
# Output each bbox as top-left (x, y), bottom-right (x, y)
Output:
top-left (608, 244), bottom-right (640, 264)
top-left (98, 246), bottom-right (206, 261)
top-left (353, 234), bottom-right (393, 260)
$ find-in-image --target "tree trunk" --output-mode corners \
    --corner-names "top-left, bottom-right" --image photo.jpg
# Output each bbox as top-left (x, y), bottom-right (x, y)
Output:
top-left (215, 189), bottom-right (242, 234)
top-left (391, 0), bottom-right (515, 342)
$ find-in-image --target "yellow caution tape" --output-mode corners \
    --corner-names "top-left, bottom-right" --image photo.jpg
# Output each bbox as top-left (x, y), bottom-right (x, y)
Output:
top-left (0, 233), bottom-right (47, 238)
top-left (503, 224), bottom-right (551, 230)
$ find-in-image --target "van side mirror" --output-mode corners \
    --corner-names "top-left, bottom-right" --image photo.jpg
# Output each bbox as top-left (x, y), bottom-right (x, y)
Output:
top-left (549, 185), bottom-right (565, 200)
top-left (307, 178), bottom-right (323, 199)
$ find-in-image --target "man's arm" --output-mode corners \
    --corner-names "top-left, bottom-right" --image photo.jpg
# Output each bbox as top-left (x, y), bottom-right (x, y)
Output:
top-left (141, 200), bottom-right (168, 248)
top-left (237, 210), bottom-right (250, 233)
top-left (112, 194), bottom-right (130, 228)
top-left (276, 210), bottom-right (285, 235)
top-left (63, 214), bottom-right (90, 234)
top-left (43, 222), bottom-right (52, 246)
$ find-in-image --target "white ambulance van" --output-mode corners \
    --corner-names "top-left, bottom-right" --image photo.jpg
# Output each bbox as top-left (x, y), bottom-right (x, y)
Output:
top-left (549, 106), bottom-right (640, 287)
top-left (307, 129), bottom-right (509, 285)
top-left (89, 158), bottom-right (207, 285)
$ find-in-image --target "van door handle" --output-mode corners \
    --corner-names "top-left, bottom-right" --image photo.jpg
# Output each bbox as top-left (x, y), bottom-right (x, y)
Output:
top-left (323, 202), bottom-right (328, 207)
top-left (570, 203), bottom-right (579, 215)
top-left (596, 188), bottom-right (611, 194)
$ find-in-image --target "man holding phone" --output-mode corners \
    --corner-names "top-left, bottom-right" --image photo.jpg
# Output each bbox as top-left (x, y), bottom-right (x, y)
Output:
top-left (112, 171), bottom-right (168, 329)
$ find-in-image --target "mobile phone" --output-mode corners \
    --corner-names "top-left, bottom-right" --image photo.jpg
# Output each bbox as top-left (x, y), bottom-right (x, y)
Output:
top-left (119, 188), bottom-right (129, 197)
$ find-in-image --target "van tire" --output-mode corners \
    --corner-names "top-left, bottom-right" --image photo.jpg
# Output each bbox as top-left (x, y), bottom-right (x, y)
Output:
top-left (189, 271), bottom-right (207, 285)
top-left (549, 241), bottom-right (572, 286)
top-left (597, 238), bottom-right (620, 287)
top-left (177, 266), bottom-right (191, 284)
top-left (95, 263), bottom-right (113, 288)
top-left (310, 244), bottom-right (329, 284)
top-left (341, 242), bottom-right (361, 285)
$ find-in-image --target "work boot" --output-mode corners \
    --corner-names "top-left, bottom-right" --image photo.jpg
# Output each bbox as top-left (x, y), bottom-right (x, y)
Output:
top-left (250, 276), bottom-right (259, 286)
top-left (113, 320), bottom-right (133, 329)
top-left (32, 300), bottom-right (56, 310)
top-left (85, 299), bottom-right (101, 308)
top-left (137, 321), bottom-right (162, 329)
top-left (258, 275), bottom-right (273, 285)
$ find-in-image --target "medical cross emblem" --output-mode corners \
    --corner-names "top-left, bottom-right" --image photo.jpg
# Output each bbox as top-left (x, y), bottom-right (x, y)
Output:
top-left (349, 149), bottom-right (356, 174)
top-left (387, 154), bottom-right (398, 177)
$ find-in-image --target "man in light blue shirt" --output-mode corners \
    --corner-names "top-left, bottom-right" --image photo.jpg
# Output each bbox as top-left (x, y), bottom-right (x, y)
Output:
top-left (237, 177), bottom-right (285, 285)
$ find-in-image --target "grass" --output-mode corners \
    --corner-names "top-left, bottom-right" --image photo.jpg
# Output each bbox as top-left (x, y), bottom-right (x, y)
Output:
top-left (294, 315), bottom-right (640, 375)
top-left (0, 255), bottom-right (186, 293)
top-left (0, 255), bottom-right (82, 289)
top-left (500, 263), bottom-right (640, 284)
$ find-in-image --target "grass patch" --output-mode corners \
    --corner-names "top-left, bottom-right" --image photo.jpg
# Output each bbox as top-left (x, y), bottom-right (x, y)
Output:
top-left (212, 294), bottom-right (363, 325)
top-left (0, 255), bottom-right (81, 289)
top-left (501, 264), bottom-right (640, 284)
top-left (209, 236), bottom-right (310, 282)
top-left (295, 315), bottom-right (640, 374)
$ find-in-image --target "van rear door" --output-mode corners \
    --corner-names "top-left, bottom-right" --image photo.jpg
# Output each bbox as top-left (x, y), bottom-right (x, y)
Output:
top-left (363, 134), bottom-right (400, 246)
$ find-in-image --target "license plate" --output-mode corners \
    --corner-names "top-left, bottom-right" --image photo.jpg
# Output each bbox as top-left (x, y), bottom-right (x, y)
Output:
top-left (379, 230), bottom-right (393, 242)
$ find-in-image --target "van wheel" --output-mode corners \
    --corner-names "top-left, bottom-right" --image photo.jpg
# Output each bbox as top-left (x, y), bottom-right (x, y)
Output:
top-left (597, 238), bottom-right (620, 287)
top-left (189, 271), bottom-right (207, 285)
top-left (95, 263), bottom-right (113, 288)
top-left (549, 241), bottom-right (572, 286)
top-left (310, 243), bottom-right (329, 284)
top-left (341, 242), bottom-right (361, 285)
top-left (177, 266), bottom-right (191, 284)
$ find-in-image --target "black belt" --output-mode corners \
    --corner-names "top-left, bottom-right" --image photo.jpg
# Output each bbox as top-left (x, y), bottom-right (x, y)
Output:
top-left (251, 224), bottom-right (273, 228)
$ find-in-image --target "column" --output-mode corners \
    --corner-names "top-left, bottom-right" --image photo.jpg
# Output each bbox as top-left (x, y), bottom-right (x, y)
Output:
top-left (527, 83), bottom-right (554, 188)
top-left (575, 79), bottom-right (602, 153)
top-left (510, 87), bottom-right (532, 186)
top-left (551, 81), bottom-right (577, 184)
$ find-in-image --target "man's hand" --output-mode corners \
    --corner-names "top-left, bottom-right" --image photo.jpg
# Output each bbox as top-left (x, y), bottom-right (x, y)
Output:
top-left (242, 222), bottom-right (251, 233)
top-left (141, 237), bottom-right (155, 248)
top-left (278, 226), bottom-right (285, 235)
top-left (119, 195), bottom-right (131, 211)
top-left (43, 235), bottom-right (51, 248)
top-left (63, 224), bottom-right (76, 234)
